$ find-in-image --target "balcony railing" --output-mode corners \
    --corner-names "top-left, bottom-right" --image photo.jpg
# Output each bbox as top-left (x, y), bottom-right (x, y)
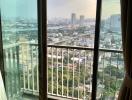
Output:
top-left (3, 43), bottom-right (124, 100)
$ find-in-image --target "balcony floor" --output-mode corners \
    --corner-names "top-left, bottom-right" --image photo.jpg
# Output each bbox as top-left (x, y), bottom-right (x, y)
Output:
top-left (22, 94), bottom-right (38, 100)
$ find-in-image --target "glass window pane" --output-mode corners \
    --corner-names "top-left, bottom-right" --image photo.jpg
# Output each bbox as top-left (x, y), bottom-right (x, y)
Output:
top-left (1, 0), bottom-right (39, 99)
top-left (47, 0), bottom-right (96, 99)
top-left (97, 0), bottom-right (124, 99)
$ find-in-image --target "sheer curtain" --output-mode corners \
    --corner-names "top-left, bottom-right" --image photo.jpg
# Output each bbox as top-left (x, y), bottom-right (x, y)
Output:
top-left (118, 0), bottom-right (132, 99)
top-left (0, 71), bottom-right (7, 100)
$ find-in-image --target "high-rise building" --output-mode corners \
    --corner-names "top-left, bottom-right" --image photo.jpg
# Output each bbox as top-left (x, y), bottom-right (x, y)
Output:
top-left (71, 13), bottom-right (76, 25)
top-left (103, 14), bottom-right (121, 32)
top-left (109, 14), bottom-right (121, 32)
top-left (80, 15), bottom-right (85, 25)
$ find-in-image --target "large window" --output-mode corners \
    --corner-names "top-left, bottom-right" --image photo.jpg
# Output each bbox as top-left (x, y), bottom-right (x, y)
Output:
top-left (1, 0), bottom-right (39, 99)
top-left (47, 0), bottom-right (96, 99)
top-left (0, 0), bottom-right (124, 100)
top-left (47, 0), bottom-right (96, 47)
top-left (97, 0), bottom-right (124, 99)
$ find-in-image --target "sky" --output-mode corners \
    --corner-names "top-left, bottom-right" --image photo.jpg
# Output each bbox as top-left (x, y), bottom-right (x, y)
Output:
top-left (1, 0), bottom-right (120, 19)
top-left (47, 0), bottom-right (97, 19)
top-left (1, 0), bottom-right (37, 19)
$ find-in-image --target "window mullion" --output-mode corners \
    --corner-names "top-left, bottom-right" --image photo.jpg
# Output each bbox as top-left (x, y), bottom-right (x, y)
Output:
top-left (37, 0), bottom-right (47, 100)
top-left (0, 13), bottom-right (5, 85)
top-left (91, 0), bottom-right (102, 99)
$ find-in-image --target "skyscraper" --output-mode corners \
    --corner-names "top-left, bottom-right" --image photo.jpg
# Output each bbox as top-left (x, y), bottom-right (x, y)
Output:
top-left (71, 13), bottom-right (76, 25)
top-left (103, 14), bottom-right (121, 32)
top-left (109, 14), bottom-right (121, 32)
top-left (80, 15), bottom-right (85, 25)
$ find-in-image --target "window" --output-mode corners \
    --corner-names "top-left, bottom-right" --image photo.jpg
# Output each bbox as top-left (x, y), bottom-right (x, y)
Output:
top-left (0, 0), bottom-right (124, 100)
top-left (47, 0), bottom-right (96, 99)
top-left (1, 0), bottom-right (39, 99)
top-left (97, 0), bottom-right (124, 99)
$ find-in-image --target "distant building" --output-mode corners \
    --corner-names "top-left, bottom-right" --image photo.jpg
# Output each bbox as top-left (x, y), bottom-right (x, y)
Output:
top-left (103, 14), bottom-right (121, 33)
top-left (79, 15), bottom-right (85, 25)
top-left (109, 14), bottom-right (121, 32)
top-left (71, 13), bottom-right (76, 25)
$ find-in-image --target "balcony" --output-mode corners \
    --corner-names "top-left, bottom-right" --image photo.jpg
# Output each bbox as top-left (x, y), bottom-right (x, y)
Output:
top-left (3, 43), bottom-right (124, 100)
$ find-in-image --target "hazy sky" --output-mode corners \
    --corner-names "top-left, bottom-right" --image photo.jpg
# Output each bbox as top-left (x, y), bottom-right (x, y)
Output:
top-left (101, 0), bottom-right (120, 18)
top-left (1, 0), bottom-right (37, 19)
top-left (47, 0), bottom-right (97, 19)
top-left (47, 0), bottom-right (120, 19)
top-left (1, 0), bottom-right (120, 19)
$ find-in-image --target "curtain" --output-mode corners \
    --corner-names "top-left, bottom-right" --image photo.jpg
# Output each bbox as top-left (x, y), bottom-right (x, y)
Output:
top-left (118, 0), bottom-right (132, 99)
top-left (0, 71), bottom-right (7, 100)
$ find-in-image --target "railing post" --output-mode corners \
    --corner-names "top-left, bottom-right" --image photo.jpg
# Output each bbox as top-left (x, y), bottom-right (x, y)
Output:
top-left (16, 46), bottom-right (21, 96)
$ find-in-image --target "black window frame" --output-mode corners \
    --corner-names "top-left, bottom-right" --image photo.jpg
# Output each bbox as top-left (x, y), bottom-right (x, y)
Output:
top-left (92, 0), bottom-right (102, 99)
top-left (0, 13), bottom-right (5, 85)
top-left (37, 0), bottom-right (47, 99)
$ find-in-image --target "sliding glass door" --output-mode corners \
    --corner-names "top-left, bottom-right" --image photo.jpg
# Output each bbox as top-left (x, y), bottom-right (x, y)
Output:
top-left (97, 0), bottom-right (124, 99)
top-left (1, 0), bottom-right (39, 99)
top-left (0, 0), bottom-right (124, 99)
top-left (47, 0), bottom-right (97, 99)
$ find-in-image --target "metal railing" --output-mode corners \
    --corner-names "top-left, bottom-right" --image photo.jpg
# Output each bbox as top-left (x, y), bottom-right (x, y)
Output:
top-left (47, 45), bottom-right (94, 100)
top-left (3, 43), bottom-right (124, 100)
